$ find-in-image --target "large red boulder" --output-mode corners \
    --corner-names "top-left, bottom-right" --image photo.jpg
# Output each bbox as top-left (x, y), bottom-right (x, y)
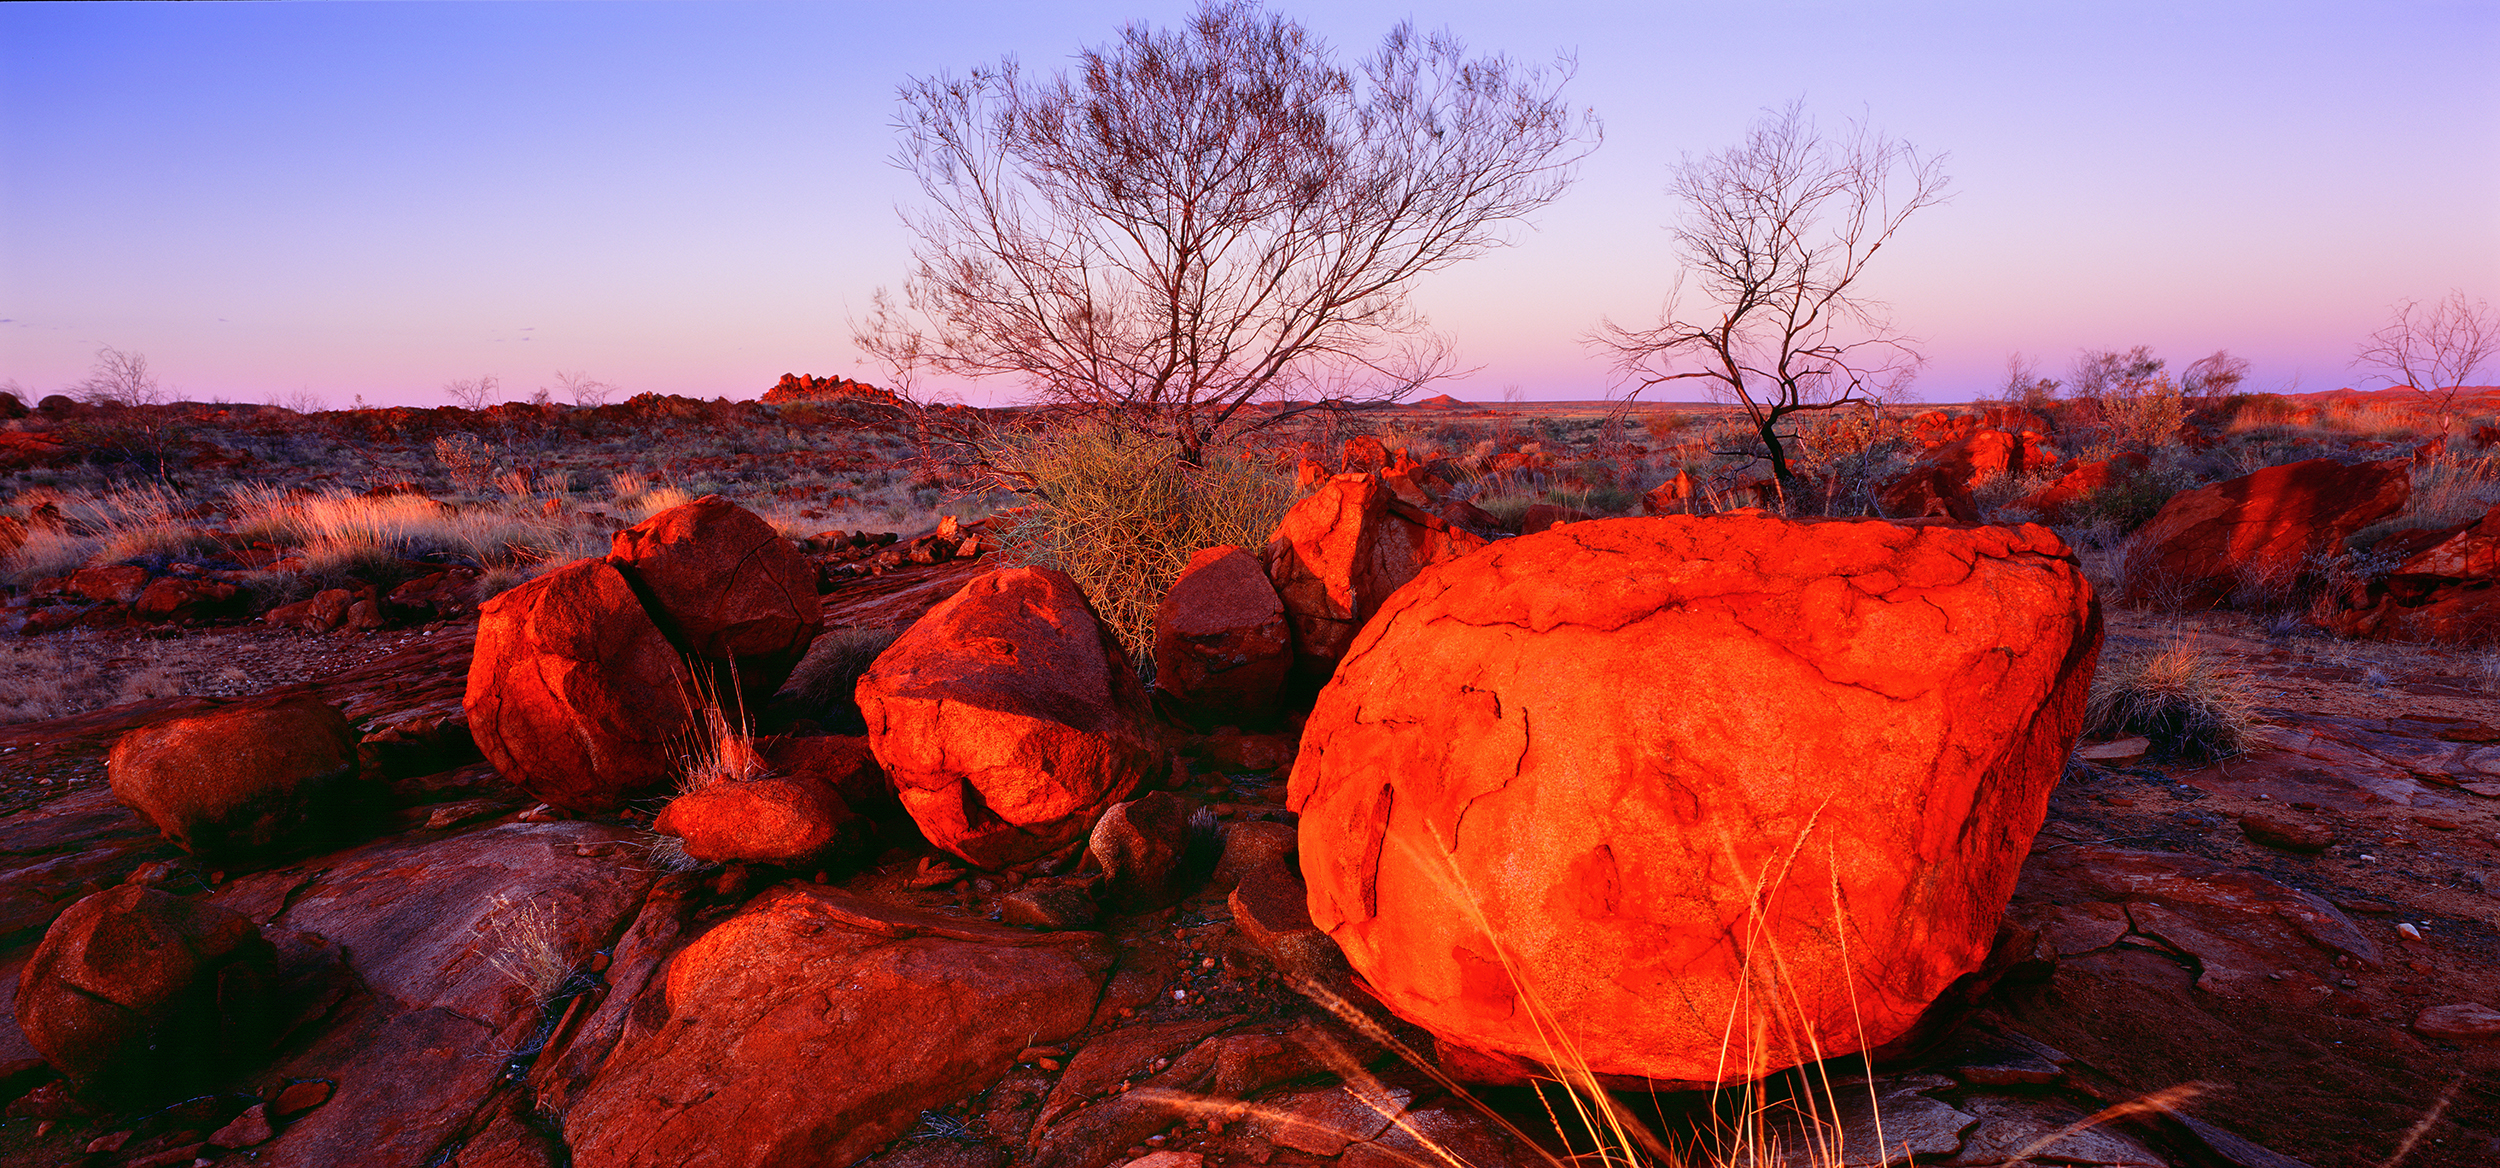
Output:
top-left (107, 694), bottom-right (360, 861)
top-left (1261, 473), bottom-right (1486, 683)
top-left (564, 886), bottom-right (1112, 1168)
top-left (17, 884), bottom-right (272, 1096)
top-left (856, 567), bottom-right (1166, 869)
top-left (465, 558), bottom-right (691, 812)
top-left (1153, 545), bottom-right (1291, 725)
top-left (609, 495), bottom-right (821, 696)
top-left (2121, 458), bottom-right (2409, 610)
top-left (1289, 515), bottom-right (2100, 1086)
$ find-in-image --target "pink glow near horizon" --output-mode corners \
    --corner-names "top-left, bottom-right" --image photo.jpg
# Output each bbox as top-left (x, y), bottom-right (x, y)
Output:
top-left (3, 2), bottom-right (2495, 411)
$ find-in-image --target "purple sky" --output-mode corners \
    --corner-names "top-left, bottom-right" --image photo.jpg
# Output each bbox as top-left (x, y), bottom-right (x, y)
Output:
top-left (4, 1), bottom-right (2495, 408)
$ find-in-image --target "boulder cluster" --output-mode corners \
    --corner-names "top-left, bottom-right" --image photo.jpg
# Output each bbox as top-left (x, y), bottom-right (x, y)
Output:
top-left (9, 479), bottom-right (2126, 1166)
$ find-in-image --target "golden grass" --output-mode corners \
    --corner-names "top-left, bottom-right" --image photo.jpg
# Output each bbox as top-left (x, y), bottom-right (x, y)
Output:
top-left (2085, 640), bottom-right (2256, 762)
top-left (482, 893), bottom-right (575, 1004)
top-left (227, 484), bottom-right (605, 587)
top-left (670, 661), bottom-right (766, 796)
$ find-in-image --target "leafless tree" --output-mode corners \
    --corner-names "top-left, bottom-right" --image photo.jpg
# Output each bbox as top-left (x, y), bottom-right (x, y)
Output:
top-left (2355, 290), bottom-right (2498, 442)
top-left (858, 0), bottom-right (1599, 463)
top-left (71, 346), bottom-right (165, 407)
top-left (1591, 101), bottom-right (1949, 494)
top-left (1997, 352), bottom-right (2060, 409)
top-left (445, 375), bottom-right (500, 412)
top-left (551, 370), bottom-right (616, 408)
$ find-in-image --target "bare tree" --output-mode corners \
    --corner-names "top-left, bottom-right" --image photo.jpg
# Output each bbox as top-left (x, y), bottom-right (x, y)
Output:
top-left (71, 346), bottom-right (165, 407)
top-left (2355, 290), bottom-right (2498, 442)
top-left (858, 0), bottom-right (1599, 463)
top-left (1997, 352), bottom-right (2060, 409)
top-left (446, 375), bottom-right (500, 412)
top-left (1592, 101), bottom-right (1949, 495)
top-left (551, 370), bottom-right (616, 407)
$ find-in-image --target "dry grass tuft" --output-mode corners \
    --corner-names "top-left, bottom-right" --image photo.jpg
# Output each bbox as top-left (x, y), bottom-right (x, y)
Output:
top-left (992, 421), bottom-right (1292, 663)
top-left (482, 893), bottom-right (574, 1004)
top-left (671, 662), bottom-right (767, 795)
top-left (2085, 641), bottom-right (2256, 762)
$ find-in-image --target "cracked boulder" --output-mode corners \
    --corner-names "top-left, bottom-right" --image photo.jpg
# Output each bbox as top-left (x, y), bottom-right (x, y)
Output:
top-left (566, 885), bottom-right (1112, 1168)
top-left (468, 497), bottom-right (822, 813)
top-left (465, 558), bottom-right (691, 812)
top-left (609, 494), bottom-right (823, 698)
top-left (857, 566), bottom-right (1166, 869)
top-left (1262, 472), bottom-right (1486, 684)
top-left (2120, 457), bottom-right (2409, 610)
top-left (1289, 515), bottom-right (2100, 1086)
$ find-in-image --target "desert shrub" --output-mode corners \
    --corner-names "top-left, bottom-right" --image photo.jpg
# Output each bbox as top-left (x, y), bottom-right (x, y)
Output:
top-left (2065, 453), bottom-right (2204, 532)
top-left (993, 421), bottom-right (1293, 664)
top-left (433, 433), bottom-right (498, 493)
top-left (2085, 642), bottom-right (2256, 762)
top-left (781, 625), bottom-right (903, 733)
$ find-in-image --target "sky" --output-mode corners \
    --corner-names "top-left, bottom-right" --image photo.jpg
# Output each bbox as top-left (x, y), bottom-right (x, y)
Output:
top-left (2, 1), bottom-right (2496, 409)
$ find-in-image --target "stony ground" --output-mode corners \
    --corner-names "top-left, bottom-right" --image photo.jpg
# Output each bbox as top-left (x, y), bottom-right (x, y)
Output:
top-left (0, 559), bottom-right (2492, 1168)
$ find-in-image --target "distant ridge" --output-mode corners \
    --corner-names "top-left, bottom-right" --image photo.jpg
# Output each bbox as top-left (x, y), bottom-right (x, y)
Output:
top-left (1414, 393), bottom-right (1468, 409)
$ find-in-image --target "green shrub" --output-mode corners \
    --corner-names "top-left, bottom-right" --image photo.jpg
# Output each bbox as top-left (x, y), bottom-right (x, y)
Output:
top-left (992, 421), bottom-right (1292, 664)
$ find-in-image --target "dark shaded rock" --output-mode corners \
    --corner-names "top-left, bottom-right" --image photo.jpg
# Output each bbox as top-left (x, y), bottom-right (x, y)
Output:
top-left (106, 694), bottom-right (359, 862)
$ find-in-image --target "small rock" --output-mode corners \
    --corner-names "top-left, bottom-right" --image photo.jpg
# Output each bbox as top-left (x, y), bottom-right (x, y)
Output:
top-left (2238, 810), bottom-right (2337, 853)
top-left (1210, 820), bottom-right (1296, 893)
top-left (1000, 885), bottom-right (1099, 931)
top-left (2414, 1002), bottom-right (2500, 1041)
top-left (1120, 1154), bottom-right (1203, 1168)
top-left (1089, 792), bottom-right (1207, 913)
top-left (2070, 740), bottom-right (2150, 770)
top-left (271, 1078), bottom-right (335, 1118)
top-left (208, 1103), bottom-right (273, 1148)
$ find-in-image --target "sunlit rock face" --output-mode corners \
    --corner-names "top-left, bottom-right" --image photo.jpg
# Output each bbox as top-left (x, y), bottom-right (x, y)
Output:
top-left (2120, 457), bottom-right (2409, 610)
top-left (1289, 514), bottom-right (2101, 1086)
top-left (857, 566), bottom-right (1165, 869)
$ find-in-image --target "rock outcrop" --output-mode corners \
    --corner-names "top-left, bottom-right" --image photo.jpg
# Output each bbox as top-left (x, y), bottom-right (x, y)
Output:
top-left (1261, 473), bottom-right (1486, 683)
top-left (857, 567), bottom-right (1166, 869)
top-left (1289, 515), bottom-right (2101, 1085)
top-left (564, 885), bottom-right (1113, 1168)
top-left (2317, 503), bottom-right (2500, 644)
top-left (2121, 458), bottom-right (2410, 610)
top-left (106, 694), bottom-right (360, 861)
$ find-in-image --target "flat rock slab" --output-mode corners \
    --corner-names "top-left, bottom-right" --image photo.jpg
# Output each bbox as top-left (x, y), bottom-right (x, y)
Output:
top-left (566, 884), bottom-right (1115, 1168)
top-left (2015, 845), bottom-right (2379, 1000)
top-left (218, 821), bottom-right (655, 1168)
